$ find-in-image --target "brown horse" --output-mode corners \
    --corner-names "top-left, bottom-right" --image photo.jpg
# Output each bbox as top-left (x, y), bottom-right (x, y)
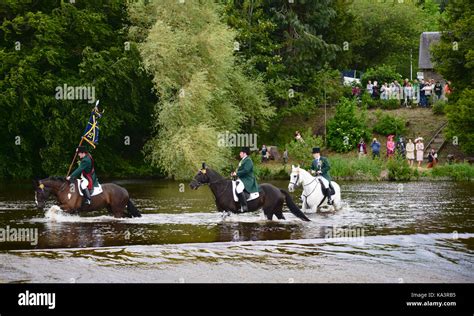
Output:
top-left (189, 164), bottom-right (310, 221)
top-left (33, 177), bottom-right (141, 218)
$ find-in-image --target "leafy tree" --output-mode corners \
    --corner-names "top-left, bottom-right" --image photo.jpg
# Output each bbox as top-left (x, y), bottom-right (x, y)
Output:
top-left (444, 89), bottom-right (474, 155)
top-left (372, 111), bottom-right (407, 136)
top-left (361, 65), bottom-right (403, 88)
top-left (431, 0), bottom-right (474, 98)
top-left (0, 0), bottom-right (156, 179)
top-left (130, 0), bottom-right (274, 179)
top-left (349, 0), bottom-right (440, 77)
top-left (327, 98), bottom-right (371, 153)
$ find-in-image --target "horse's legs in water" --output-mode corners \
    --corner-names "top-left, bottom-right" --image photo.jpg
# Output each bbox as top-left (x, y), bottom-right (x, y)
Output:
top-left (263, 207), bottom-right (273, 220)
top-left (274, 198), bottom-right (285, 220)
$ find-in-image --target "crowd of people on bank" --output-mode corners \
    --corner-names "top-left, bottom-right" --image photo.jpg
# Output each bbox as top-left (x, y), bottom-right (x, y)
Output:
top-left (359, 136), bottom-right (438, 168)
top-left (357, 79), bottom-right (452, 107)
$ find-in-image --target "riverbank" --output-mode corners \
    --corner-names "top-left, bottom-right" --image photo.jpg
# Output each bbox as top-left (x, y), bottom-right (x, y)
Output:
top-left (254, 156), bottom-right (474, 181)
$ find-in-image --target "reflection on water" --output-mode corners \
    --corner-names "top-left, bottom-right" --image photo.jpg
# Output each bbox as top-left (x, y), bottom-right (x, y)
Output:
top-left (0, 179), bottom-right (473, 282)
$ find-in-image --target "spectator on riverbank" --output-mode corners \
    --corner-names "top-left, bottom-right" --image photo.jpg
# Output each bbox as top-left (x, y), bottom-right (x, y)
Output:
top-left (372, 81), bottom-right (379, 99)
top-left (295, 131), bottom-right (304, 143)
top-left (403, 83), bottom-right (413, 107)
top-left (283, 148), bottom-right (288, 165)
top-left (444, 81), bottom-right (452, 100)
top-left (261, 144), bottom-right (268, 163)
top-left (419, 80), bottom-right (427, 107)
top-left (427, 148), bottom-right (438, 168)
top-left (381, 82), bottom-right (389, 100)
top-left (413, 79), bottom-right (420, 106)
top-left (357, 138), bottom-right (367, 159)
top-left (434, 81), bottom-right (442, 102)
top-left (386, 135), bottom-right (395, 158)
top-left (396, 136), bottom-right (406, 157)
top-left (406, 139), bottom-right (415, 167)
top-left (422, 80), bottom-right (433, 106)
top-left (371, 138), bottom-right (381, 159)
top-left (367, 80), bottom-right (373, 96)
top-left (415, 137), bottom-right (424, 167)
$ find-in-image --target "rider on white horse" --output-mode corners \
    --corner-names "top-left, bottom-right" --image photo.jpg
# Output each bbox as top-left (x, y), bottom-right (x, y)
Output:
top-left (310, 147), bottom-right (333, 205)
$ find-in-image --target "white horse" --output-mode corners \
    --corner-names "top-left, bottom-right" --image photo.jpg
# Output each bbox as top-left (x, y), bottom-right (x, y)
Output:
top-left (288, 165), bottom-right (342, 212)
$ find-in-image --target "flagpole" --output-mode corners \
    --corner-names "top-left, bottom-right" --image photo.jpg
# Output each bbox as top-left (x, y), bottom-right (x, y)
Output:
top-left (66, 137), bottom-right (84, 177)
top-left (66, 100), bottom-right (100, 177)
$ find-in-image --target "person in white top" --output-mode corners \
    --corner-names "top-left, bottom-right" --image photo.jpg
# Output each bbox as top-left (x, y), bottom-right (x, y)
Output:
top-left (406, 138), bottom-right (415, 166)
top-left (366, 80), bottom-right (374, 96)
top-left (404, 83), bottom-right (413, 107)
top-left (415, 137), bottom-right (424, 168)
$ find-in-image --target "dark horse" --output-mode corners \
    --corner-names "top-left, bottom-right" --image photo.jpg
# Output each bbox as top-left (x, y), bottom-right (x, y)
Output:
top-left (189, 164), bottom-right (310, 221)
top-left (33, 177), bottom-right (141, 218)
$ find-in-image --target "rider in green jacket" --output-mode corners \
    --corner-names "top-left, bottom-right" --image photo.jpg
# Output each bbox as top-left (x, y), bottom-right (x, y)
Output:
top-left (231, 147), bottom-right (259, 212)
top-left (310, 147), bottom-right (333, 204)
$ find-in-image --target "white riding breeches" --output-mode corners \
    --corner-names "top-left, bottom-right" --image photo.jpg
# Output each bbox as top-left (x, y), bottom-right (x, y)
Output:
top-left (80, 177), bottom-right (89, 190)
top-left (235, 180), bottom-right (245, 194)
top-left (317, 176), bottom-right (329, 189)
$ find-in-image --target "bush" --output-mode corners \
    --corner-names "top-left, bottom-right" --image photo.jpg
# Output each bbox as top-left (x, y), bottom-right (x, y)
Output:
top-left (380, 98), bottom-right (400, 110)
top-left (285, 127), bottom-right (323, 167)
top-left (328, 156), bottom-right (383, 180)
top-left (432, 99), bottom-right (446, 115)
top-left (387, 155), bottom-right (413, 181)
top-left (327, 98), bottom-right (371, 153)
top-left (430, 163), bottom-right (474, 181)
top-left (444, 89), bottom-right (474, 155)
top-left (361, 92), bottom-right (377, 109)
top-left (361, 65), bottom-right (403, 88)
top-left (372, 111), bottom-right (407, 136)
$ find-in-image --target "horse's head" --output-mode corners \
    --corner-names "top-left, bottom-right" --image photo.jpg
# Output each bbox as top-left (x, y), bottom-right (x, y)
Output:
top-left (33, 178), bottom-right (51, 210)
top-left (189, 163), bottom-right (210, 190)
top-left (288, 165), bottom-right (302, 192)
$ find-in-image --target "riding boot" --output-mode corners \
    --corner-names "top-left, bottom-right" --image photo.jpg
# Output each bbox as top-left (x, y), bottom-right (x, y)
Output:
top-left (237, 192), bottom-right (248, 213)
top-left (325, 188), bottom-right (333, 205)
top-left (82, 188), bottom-right (92, 205)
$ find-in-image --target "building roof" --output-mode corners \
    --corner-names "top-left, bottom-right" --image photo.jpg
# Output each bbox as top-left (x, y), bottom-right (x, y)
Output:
top-left (418, 32), bottom-right (441, 70)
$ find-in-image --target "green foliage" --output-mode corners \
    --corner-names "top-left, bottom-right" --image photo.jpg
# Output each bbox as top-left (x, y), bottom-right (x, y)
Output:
top-left (387, 155), bottom-right (413, 181)
top-left (329, 156), bottom-right (383, 180)
top-left (430, 163), bottom-right (474, 181)
top-left (431, 0), bottom-right (473, 98)
top-left (432, 99), bottom-right (446, 115)
top-left (327, 98), bottom-right (371, 153)
top-left (350, 1), bottom-right (440, 77)
top-left (284, 128), bottom-right (323, 167)
top-left (0, 0), bottom-right (156, 179)
top-left (444, 89), bottom-right (474, 155)
top-left (133, 0), bottom-right (274, 179)
top-left (373, 111), bottom-right (407, 136)
top-left (361, 65), bottom-right (402, 88)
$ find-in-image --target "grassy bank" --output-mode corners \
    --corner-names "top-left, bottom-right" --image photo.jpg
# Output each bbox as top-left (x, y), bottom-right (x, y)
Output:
top-left (252, 155), bottom-right (474, 182)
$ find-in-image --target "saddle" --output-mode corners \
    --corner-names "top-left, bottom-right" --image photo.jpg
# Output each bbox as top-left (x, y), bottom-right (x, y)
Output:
top-left (232, 180), bottom-right (259, 202)
top-left (76, 179), bottom-right (103, 197)
top-left (318, 179), bottom-right (335, 196)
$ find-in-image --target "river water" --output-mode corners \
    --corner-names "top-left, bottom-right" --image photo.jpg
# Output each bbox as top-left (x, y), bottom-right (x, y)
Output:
top-left (0, 179), bottom-right (472, 283)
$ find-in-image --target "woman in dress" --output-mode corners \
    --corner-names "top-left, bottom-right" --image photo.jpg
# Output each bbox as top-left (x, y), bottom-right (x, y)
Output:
top-left (386, 135), bottom-right (395, 158)
top-left (415, 137), bottom-right (424, 168)
top-left (406, 138), bottom-right (415, 167)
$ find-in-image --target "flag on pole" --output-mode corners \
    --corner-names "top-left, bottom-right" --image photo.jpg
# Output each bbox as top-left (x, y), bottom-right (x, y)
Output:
top-left (82, 104), bottom-right (102, 148)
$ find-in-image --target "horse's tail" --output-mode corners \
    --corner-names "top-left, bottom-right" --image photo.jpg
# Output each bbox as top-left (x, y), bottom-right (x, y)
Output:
top-left (127, 199), bottom-right (142, 217)
top-left (280, 189), bottom-right (310, 222)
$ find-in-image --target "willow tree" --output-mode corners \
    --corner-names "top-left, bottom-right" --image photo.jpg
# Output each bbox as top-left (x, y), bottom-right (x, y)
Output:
top-left (129, 0), bottom-right (274, 179)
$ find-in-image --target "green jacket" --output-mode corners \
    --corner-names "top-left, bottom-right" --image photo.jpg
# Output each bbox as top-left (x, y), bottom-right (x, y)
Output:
top-left (70, 154), bottom-right (99, 188)
top-left (236, 156), bottom-right (259, 193)
top-left (311, 156), bottom-right (332, 182)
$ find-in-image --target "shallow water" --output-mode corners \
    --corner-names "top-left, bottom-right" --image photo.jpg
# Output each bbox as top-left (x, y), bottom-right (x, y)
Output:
top-left (0, 179), bottom-right (473, 282)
